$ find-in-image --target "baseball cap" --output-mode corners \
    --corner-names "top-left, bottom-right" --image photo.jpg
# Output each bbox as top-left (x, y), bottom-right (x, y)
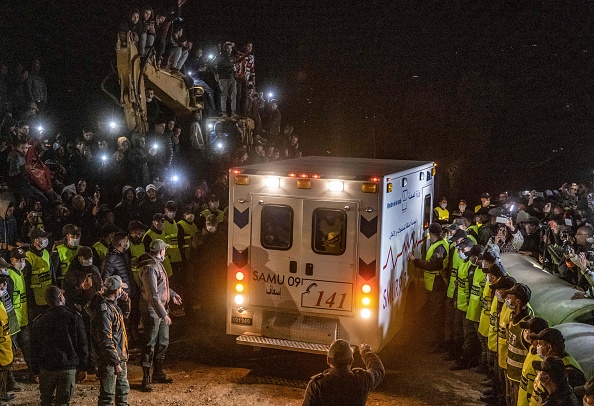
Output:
top-left (476, 207), bottom-right (491, 217)
top-left (461, 211), bottom-right (475, 221)
top-left (153, 213), bottom-right (165, 221)
top-left (328, 339), bottom-right (354, 365)
top-left (77, 246), bottom-right (93, 259)
top-left (481, 192), bottom-right (491, 199)
top-left (489, 275), bottom-right (516, 291)
top-left (446, 223), bottom-right (459, 232)
top-left (529, 328), bottom-right (565, 346)
top-left (456, 237), bottom-right (474, 251)
top-left (480, 247), bottom-right (500, 263)
top-left (10, 247), bottom-right (26, 259)
top-left (150, 239), bottom-right (170, 252)
top-left (533, 356), bottom-right (566, 384)
top-left (146, 184), bottom-right (157, 192)
top-left (29, 228), bottom-right (51, 240)
top-left (428, 222), bottom-right (442, 234)
top-left (103, 275), bottom-right (128, 291)
top-left (451, 229), bottom-right (467, 241)
top-left (519, 317), bottom-right (549, 334)
top-left (468, 245), bottom-right (485, 258)
top-left (165, 201), bottom-right (177, 211)
top-left (502, 283), bottom-right (532, 303)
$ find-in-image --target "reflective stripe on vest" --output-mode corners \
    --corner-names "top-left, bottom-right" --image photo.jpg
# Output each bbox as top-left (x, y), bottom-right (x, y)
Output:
top-left (518, 348), bottom-right (540, 406)
top-left (456, 261), bottom-right (472, 311)
top-left (529, 354), bottom-right (582, 406)
top-left (56, 244), bottom-right (77, 281)
top-left (178, 219), bottom-right (198, 249)
top-left (129, 241), bottom-right (146, 285)
top-left (26, 250), bottom-right (52, 306)
top-left (423, 239), bottom-right (449, 292)
top-left (506, 311), bottom-right (533, 382)
top-left (488, 298), bottom-right (500, 352)
top-left (466, 266), bottom-right (486, 322)
top-left (478, 282), bottom-right (492, 337)
top-left (447, 250), bottom-right (461, 299)
top-left (0, 303), bottom-right (12, 366)
top-left (434, 207), bottom-right (449, 221)
top-left (7, 268), bottom-right (28, 327)
top-left (163, 220), bottom-right (182, 263)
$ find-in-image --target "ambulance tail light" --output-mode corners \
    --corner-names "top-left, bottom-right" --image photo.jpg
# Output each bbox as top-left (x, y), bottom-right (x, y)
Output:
top-left (297, 179), bottom-right (311, 189)
top-left (235, 175), bottom-right (249, 185)
top-left (362, 284), bottom-right (371, 294)
top-left (234, 294), bottom-right (244, 305)
top-left (361, 297), bottom-right (371, 306)
top-left (360, 308), bottom-right (371, 319)
top-left (231, 169), bottom-right (242, 174)
top-left (235, 271), bottom-right (245, 281)
top-left (265, 177), bottom-right (280, 188)
top-left (235, 283), bottom-right (244, 293)
top-left (312, 174), bottom-right (320, 179)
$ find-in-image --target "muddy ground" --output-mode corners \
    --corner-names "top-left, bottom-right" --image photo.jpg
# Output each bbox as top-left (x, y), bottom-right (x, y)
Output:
top-left (11, 310), bottom-right (483, 406)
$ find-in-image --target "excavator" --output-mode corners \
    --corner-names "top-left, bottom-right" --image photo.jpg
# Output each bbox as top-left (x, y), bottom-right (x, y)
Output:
top-left (105, 31), bottom-right (254, 153)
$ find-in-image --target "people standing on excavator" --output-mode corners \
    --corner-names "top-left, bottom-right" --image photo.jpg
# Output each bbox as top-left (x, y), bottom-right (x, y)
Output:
top-left (215, 41), bottom-right (237, 117)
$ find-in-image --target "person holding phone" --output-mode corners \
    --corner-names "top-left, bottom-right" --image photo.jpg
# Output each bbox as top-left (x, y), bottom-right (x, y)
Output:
top-left (492, 217), bottom-right (524, 253)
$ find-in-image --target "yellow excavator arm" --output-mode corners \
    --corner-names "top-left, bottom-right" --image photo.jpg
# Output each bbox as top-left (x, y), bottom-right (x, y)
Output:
top-left (115, 31), bottom-right (203, 134)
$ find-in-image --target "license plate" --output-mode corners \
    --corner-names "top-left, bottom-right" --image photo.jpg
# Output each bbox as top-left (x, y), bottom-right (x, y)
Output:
top-left (231, 316), bottom-right (253, 325)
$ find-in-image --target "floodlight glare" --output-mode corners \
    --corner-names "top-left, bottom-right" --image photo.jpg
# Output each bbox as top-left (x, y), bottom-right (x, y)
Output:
top-left (109, 121), bottom-right (117, 129)
top-left (217, 142), bottom-right (223, 149)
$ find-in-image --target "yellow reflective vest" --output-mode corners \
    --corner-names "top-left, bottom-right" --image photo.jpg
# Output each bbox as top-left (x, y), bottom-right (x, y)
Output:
top-left (456, 261), bottom-right (472, 311)
top-left (56, 244), bottom-right (78, 285)
top-left (201, 208), bottom-right (225, 223)
top-left (177, 219), bottom-right (199, 261)
top-left (129, 240), bottom-right (146, 285)
top-left (25, 249), bottom-right (52, 306)
top-left (93, 241), bottom-right (109, 265)
top-left (434, 207), bottom-right (449, 222)
top-left (163, 219), bottom-right (182, 264)
top-left (529, 354), bottom-right (582, 406)
top-left (497, 305), bottom-right (514, 368)
top-left (0, 303), bottom-right (12, 367)
top-left (447, 248), bottom-right (461, 299)
top-left (466, 265), bottom-right (486, 322)
top-left (507, 310), bottom-right (534, 382)
top-left (423, 239), bottom-right (449, 292)
top-left (518, 347), bottom-right (540, 406)
top-left (7, 268), bottom-right (28, 327)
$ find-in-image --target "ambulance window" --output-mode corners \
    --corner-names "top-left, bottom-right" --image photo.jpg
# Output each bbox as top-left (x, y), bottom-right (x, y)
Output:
top-left (312, 209), bottom-right (347, 255)
top-left (261, 205), bottom-right (293, 250)
top-left (423, 194), bottom-right (432, 229)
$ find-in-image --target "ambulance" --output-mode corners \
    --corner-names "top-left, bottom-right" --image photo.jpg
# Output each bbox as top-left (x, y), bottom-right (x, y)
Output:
top-left (227, 156), bottom-right (436, 353)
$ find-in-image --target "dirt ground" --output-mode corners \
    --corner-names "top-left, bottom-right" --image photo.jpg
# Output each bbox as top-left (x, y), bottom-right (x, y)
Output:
top-left (11, 310), bottom-right (483, 406)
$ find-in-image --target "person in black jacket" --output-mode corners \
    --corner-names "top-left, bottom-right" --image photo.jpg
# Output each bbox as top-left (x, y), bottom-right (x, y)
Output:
top-left (101, 232), bottom-right (140, 341)
top-left (113, 186), bottom-right (139, 232)
top-left (30, 286), bottom-right (88, 406)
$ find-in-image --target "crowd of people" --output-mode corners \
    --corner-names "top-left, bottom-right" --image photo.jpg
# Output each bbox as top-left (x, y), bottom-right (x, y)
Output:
top-left (410, 183), bottom-right (594, 406)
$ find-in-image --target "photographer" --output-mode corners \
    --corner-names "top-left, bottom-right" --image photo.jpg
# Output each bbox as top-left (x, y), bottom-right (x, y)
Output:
top-left (491, 217), bottom-right (524, 253)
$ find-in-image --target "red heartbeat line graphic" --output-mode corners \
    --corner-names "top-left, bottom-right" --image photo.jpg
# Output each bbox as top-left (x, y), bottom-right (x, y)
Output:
top-left (383, 234), bottom-right (427, 270)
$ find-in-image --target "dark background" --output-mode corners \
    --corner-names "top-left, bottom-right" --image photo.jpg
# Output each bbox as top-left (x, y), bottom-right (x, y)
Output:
top-left (3, 0), bottom-right (594, 202)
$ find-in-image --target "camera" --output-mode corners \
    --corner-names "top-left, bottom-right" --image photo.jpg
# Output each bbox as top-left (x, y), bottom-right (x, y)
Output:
top-left (586, 251), bottom-right (594, 262)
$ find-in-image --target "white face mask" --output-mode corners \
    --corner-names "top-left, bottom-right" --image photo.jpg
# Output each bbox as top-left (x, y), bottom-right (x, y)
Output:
top-left (440, 203), bottom-right (447, 209)
top-left (458, 251), bottom-right (468, 261)
top-left (495, 290), bottom-right (504, 302)
top-left (185, 214), bottom-right (195, 222)
top-left (505, 298), bottom-right (515, 310)
top-left (39, 238), bottom-right (49, 249)
top-left (122, 241), bottom-right (130, 250)
top-left (206, 224), bottom-right (217, 233)
top-left (523, 329), bottom-right (531, 343)
top-left (208, 202), bottom-right (219, 211)
top-left (459, 205), bottom-right (466, 212)
top-left (68, 237), bottom-right (80, 247)
top-left (536, 345), bottom-right (544, 358)
top-left (0, 268), bottom-right (7, 275)
top-left (167, 212), bottom-right (176, 220)
top-left (13, 260), bottom-right (25, 271)
top-left (80, 258), bottom-right (93, 267)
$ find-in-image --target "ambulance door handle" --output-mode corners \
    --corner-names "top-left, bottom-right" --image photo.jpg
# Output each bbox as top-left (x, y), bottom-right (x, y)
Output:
top-left (305, 263), bottom-right (314, 276)
top-left (290, 261), bottom-right (297, 273)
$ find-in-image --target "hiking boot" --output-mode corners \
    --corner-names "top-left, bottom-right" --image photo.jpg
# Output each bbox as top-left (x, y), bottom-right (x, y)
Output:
top-left (141, 367), bottom-right (153, 392)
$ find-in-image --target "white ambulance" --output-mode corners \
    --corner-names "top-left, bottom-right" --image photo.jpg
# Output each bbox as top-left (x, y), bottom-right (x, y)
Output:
top-left (227, 156), bottom-right (436, 353)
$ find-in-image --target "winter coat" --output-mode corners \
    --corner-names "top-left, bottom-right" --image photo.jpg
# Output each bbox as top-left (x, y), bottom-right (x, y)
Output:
top-left (136, 253), bottom-right (175, 318)
top-left (64, 259), bottom-right (103, 311)
top-left (100, 248), bottom-right (138, 298)
top-left (85, 293), bottom-right (128, 367)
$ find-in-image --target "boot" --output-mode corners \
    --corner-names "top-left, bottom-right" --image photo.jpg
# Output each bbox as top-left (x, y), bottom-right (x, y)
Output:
top-left (6, 370), bottom-right (22, 392)
top-left (141, 367), bottom-right (153, 392)
top-left (152, 360), bottom-right (173, 384)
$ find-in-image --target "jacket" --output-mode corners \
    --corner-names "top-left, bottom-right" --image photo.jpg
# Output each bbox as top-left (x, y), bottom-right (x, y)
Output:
top-left (302, 347), bottom-right (385, 406)
top-left (30, 305), bottom-right (88, 374)
top-left (86, 293), bottom-right (128, 367)
top-left (100, 248), bottom-right (138, 297)
top-left (0, 200), bottom-right (18, 250)
top-left (63, 259), bottom-right (103, 311)
top-left (113, 186), bottom-right (139, 231)
top-left (137, 253), bottom-right (175, 318)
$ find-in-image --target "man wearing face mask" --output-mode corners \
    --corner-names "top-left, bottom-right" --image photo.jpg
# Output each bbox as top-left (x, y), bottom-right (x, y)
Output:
top-left (64, 246), bottom-right (102, 313)
top-left (200, 194), bottom-right (225, 225)
top-left (484, 274), bottom-right (516, 405)
top-left (162, 202), bottom-right (182, 302)
top-left (462, 211), bottom-right (480, 243)
top-left (143, 214), bottom-right (173, 277)
top-left (502, 283), bottom-right (534, 405)
top-left (529, 329), bottom-right (585, 405)
top-left (25, 228), bottom-right (55, 318)
top-left (128, 221), bottom-right (147, 286)
top-left (532, 357), bottom-right (579, 406)
top-left (30, 286), bottom-right (88, 406)
top-left (177, 207), bottom-right (198, 264)
top-left (452, 199), bottom-right (473, 222)
top-left (7, 248), bottom-right (30, 379)
top-left (443, 228), bottom-right (468, 354)
top-left (86, 276), bottom-right (130, 405)
top-left (136, 239), bottom-right (182, 392)
top-left (462, 245), bottom-right (487, 372)
top-left (139, 184), bottom-right (163, 226)
top-left (101, 232), bottom-right (140, 341)
top-left (434, 197), bottom-right (450, 225)
top-left (92, 224), bottom-right (121, 270)
top-left (517, 317), bottom-right (550, 406)
top-left (445, 237), bottom-right (472, 364)
top-left (52, 224), bottom-right (81, 288)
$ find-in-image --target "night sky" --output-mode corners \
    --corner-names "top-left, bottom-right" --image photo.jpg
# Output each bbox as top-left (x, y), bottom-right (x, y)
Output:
top-left (3, 1), bottom-right (594, 199)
